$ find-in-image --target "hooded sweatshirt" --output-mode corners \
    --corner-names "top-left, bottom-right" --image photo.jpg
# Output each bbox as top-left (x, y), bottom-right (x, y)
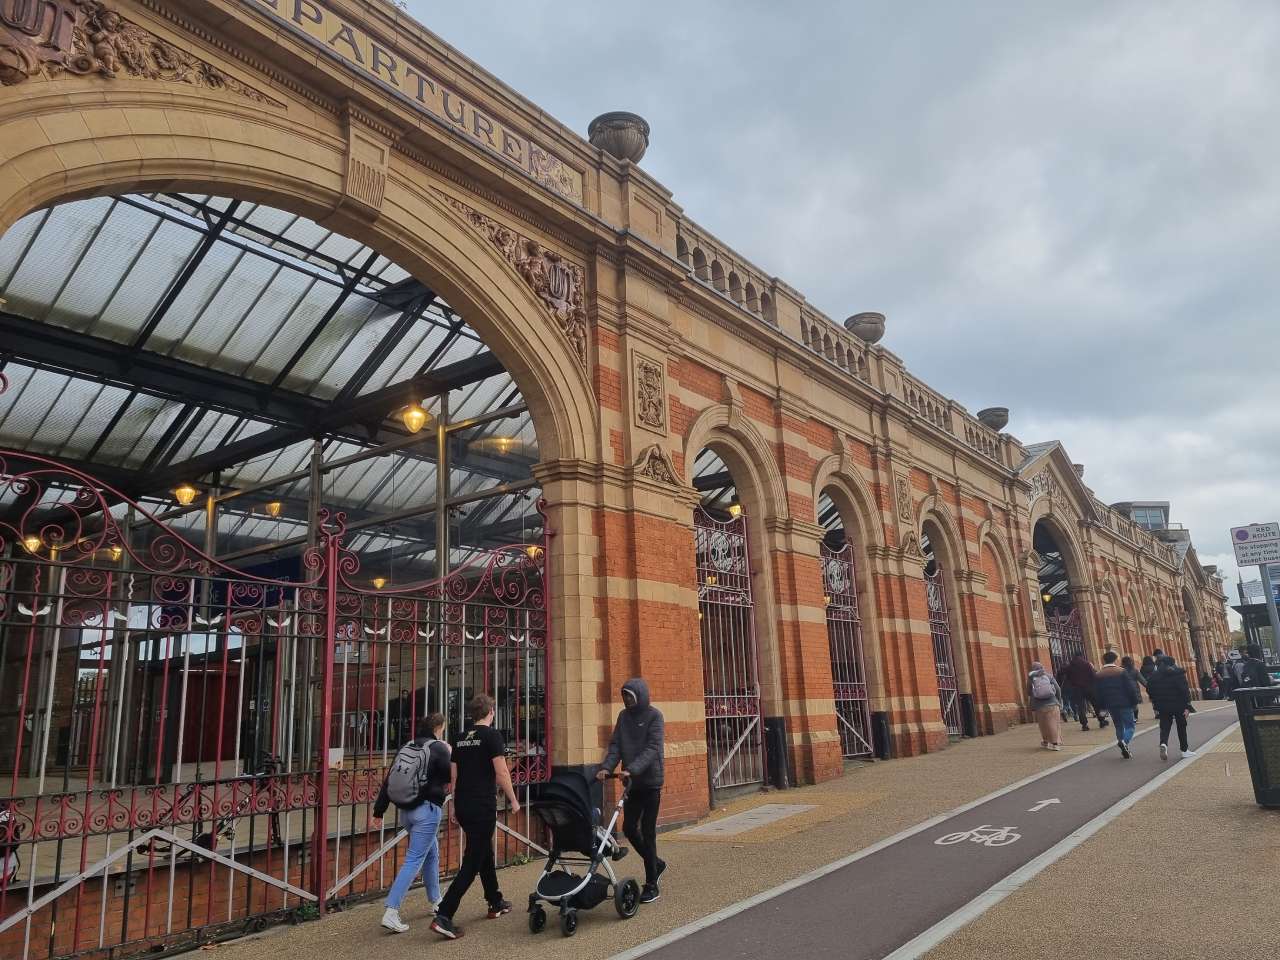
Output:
top-left (601, 678), bottom-right (665, 789)
top-left (1093, 662), bottom-right (1139, 712)
top-left (1146, 659), bottom-right (1192, 714)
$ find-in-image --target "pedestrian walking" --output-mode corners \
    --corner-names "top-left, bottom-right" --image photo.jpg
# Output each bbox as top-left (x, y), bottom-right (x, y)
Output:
top-left (1215, 659), bottom-right (1234, 700)
top-left (1140, 655), bottom-right (1158, 716)
top-left (1055, 662), bottom-right (1075, 724)
top-left (372, 712), bottom-right (451, 933)
top-left (430, 695), bottom-right (521, 940)
top-left (1063, 653), bottom-right (1108, 731)
top-left (1121, 655), bottom-right (1146, 711)
top-left (597, 678), bottom-right (667, 903)
top-left (1026, 661), bottom-right (1062, 751)
top-left (1237, 644), bottom-right (1275, 690)
top-left (1146, 655), bottom-right (1195, 761)
top-left (1094, 652), bottom-right (1140, 758)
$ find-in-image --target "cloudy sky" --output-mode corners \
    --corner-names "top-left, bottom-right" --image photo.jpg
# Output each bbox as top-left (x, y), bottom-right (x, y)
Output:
top-left (411, 0), bottom-right (1278, 618)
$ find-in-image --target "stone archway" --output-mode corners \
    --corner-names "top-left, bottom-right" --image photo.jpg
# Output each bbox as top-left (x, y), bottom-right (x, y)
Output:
top-left (0, 81), bottom-right (605, 770)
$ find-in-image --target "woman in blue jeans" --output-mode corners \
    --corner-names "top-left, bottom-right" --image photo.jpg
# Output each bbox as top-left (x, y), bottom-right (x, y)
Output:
top-left (370, 712), bottom-right (451, 933)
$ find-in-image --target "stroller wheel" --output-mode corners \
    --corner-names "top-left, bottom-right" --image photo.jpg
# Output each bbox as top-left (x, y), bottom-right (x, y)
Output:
top-left (528, 905), bottom-right (547, 934)
top-left (559, 908), bottom-right (578, 937)
top-left (615, 878), bottom-right (641, 919)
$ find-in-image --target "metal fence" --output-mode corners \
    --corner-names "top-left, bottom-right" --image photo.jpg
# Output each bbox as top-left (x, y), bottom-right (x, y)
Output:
top-left (0, 450), bottom-right (550, 960)
top-left (694, 507), bottom-right (764, 791)
top-left (821, 544), bottom-right (872, 759)
top-left (1045, 608), bottom-right (1084, 675)
top-left (925, 567), bottom-right (962, 737)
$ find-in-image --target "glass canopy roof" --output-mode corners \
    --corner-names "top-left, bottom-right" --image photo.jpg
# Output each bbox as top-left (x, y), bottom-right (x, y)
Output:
top-left (0, 193), bottom-right (540, 578)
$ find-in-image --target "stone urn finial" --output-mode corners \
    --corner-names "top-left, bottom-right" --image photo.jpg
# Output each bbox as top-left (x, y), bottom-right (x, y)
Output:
top-left (977, 407), bottom-right (1009, 431)
top-left (588, 112), bottom-right (650, 163)
top-left (844, 311), bottom-right (886, 344)
top-left (1073, 463), bottom-right (1085, 479)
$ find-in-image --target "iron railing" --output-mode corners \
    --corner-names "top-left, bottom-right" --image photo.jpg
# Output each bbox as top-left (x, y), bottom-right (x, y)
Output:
top-left (0, 450), bottom-right (550, 960)
top-left (821, 544), bottom-right (872, 759)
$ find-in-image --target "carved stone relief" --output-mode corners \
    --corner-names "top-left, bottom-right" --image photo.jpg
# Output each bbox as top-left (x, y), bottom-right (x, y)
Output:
top-left (445, 197), bottom-right (588, 369)
top-left (894, 474), bottom-right (914, 524)
top-left (632, 444), bottom-right (680, 486)
top-left (632, 351), bottom-right (666, 432)
top-left (0, 1), bottom-right (277, 103)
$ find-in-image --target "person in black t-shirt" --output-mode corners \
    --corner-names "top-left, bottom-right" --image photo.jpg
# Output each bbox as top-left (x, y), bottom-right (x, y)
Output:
top-left (430, 694), bottom-right (520, 940)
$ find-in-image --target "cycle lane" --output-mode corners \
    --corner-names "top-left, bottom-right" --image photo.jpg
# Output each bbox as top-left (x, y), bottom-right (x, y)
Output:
top-left (623, 706), bottom-right (1239, 960)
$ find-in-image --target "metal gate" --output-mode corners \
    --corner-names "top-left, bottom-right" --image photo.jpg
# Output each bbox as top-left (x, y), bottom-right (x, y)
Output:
top-left (1046, 608), bottom-right (1084, 675)
top-left (0, 451), bottom-right (550, 960)
top-left (821, 544), bottom-right (872, 758)
top-left (925, 567), bottom-right (962, 737)
top-left (694, 507), bottom-right (765, 791)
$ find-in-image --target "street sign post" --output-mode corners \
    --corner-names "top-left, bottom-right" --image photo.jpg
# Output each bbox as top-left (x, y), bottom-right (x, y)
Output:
top-left (1233, 523), bottom-right (1280, 659)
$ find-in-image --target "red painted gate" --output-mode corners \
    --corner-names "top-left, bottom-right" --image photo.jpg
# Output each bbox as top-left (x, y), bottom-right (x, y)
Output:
top-left (0, 451), bottom-right (550, 960)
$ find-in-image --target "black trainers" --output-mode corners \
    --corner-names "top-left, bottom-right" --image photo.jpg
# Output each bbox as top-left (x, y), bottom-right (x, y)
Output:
top-left (430, 914), bottom-right (463, 939)
top-left (639, 884), bottom-right (660, 904)
top-left (1119, 741), bottom-right (1130, 759)
top-left (487, 900), bottom-right (512, 919)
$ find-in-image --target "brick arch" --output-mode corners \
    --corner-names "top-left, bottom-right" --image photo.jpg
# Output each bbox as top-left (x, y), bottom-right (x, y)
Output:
top-left (975, 530), bottom-right (1025, 726)
top-left (813, 459), bottom-right (888, 704)
top-left (683, 403), bottom-right (790, 718)
top-left (0, 82), bottom-right (597, 469)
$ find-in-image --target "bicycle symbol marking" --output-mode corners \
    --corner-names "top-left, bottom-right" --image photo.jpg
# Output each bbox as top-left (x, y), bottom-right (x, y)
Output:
top-left (934, 824), bottom-right (1022, 848)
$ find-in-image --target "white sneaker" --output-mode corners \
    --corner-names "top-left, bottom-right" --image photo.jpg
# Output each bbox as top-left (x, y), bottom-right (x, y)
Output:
top-left (430, 901), bottom-right (441, 915)
top-left (381, 908), bottom-right (409, 933)
top-left (1159, 743), bottom-right (1168, 761)
top-left (1181, 749), bottom-right (1197, 759)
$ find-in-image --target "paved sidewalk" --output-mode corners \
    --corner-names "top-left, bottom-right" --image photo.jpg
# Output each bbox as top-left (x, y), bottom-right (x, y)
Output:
top-left (214, 715), bottom-right (1157, 960)
top-left (924, 726), bottom-right (1280, 960)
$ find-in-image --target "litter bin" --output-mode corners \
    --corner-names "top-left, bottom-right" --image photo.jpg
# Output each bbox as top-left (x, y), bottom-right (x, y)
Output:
top-left (1233, 687), bottom-right (1280, 809)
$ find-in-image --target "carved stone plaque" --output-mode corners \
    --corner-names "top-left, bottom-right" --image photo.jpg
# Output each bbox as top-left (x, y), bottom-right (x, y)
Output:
top-left (632, 351), bottom-right (666, 433)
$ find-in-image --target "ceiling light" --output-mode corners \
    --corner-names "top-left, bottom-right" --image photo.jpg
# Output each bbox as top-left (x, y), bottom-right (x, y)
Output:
top-left (22, 535), bottom-right (41, 554)
top-left (1042, 592), bottom-right (1053, 604)
top-left (372, 577), bottom-right (387, 590)
top-left (172, 483), bottom-right (199, 507)
top-left (727, 503), bottom-right (743, 518)
top-left (109, 546), bottom-right (123, 562)
top-left (400, 401), bottom-right (430, 434)
top-left (265, 501), bottom-right (283, 518)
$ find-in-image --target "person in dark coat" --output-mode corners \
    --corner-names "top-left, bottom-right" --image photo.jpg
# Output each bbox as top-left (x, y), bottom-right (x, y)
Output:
top-left (598, 678), bottom-right (666, 903)
top-left (1238, 645), bottom-right (1275, 690)
top-left (1146, 655), bottom-right (1194, 761)
top-left (1121, 655), bottom-right (1146, 707)
top-left (1139, 655), bottom-right (1158, 716)
top-left (1063, 653), bottom-right (1108, 731)
top-left (1094, 651), bottom-right (1140, 758)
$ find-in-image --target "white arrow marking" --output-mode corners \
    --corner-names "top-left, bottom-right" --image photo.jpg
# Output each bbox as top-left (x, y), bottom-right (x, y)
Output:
top-left (1028, 798), bottom-right (1061, 813)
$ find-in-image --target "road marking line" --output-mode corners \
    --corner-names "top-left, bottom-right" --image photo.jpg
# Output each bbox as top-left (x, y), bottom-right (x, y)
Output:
top-left (606, 703), bottom-right (1236, 960)
top-left (881, 717), bottom-right (1241, 960)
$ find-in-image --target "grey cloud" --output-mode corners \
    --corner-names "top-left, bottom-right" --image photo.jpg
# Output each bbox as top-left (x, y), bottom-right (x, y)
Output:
top-left (410, 0), bottom-right (1280, 621)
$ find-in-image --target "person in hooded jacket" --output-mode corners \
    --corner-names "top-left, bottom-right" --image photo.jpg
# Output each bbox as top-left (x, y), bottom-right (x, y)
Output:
top-left (597, 678), bottom-right (666, 903)
top-left (1094, 651), bottom-right (1140, 758)
top-left (1146, 654), bottom-right (1194, 761)
top-left (1063, 653), bottom-right (1108, 731)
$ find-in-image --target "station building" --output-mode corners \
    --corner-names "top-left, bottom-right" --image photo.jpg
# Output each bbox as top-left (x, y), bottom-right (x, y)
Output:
top-left (0, 2), bottom-right (1232, 957)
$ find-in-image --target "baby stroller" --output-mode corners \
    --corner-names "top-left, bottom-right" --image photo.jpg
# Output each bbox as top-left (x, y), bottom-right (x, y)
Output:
top-left (526, 770), bottom-right (641, 937)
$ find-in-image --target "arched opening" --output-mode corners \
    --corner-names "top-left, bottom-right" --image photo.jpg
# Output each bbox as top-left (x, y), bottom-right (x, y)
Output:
top-left (710, 259), bottom-right (727, 292)
top-left (817, 491), bottom-right (872, 758)
top-left (1034, 519), bottom-right (1084, 673)
top-left (920, 519), bottom-right (963, 738)
top-left (0, 189), bottom-right (566, 924)
top-left (691, 446), bottom-right (766, 792)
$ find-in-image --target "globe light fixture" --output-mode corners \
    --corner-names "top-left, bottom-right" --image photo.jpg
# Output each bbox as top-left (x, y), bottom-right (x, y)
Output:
top-left (172, 483), bottom-right (199, 507)
top-left (400, 401), bottom-right (429, 434)
top-left (1042, 592), bottom-right (1053, 604)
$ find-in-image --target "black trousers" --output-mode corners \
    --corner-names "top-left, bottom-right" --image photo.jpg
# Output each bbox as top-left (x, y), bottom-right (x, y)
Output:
top-left (1158, 712), bottom-right (1189, 751)
top-left (622, 787), bottom-right (662, 886)
top-left (437, 809), bottom-right (500, 919)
